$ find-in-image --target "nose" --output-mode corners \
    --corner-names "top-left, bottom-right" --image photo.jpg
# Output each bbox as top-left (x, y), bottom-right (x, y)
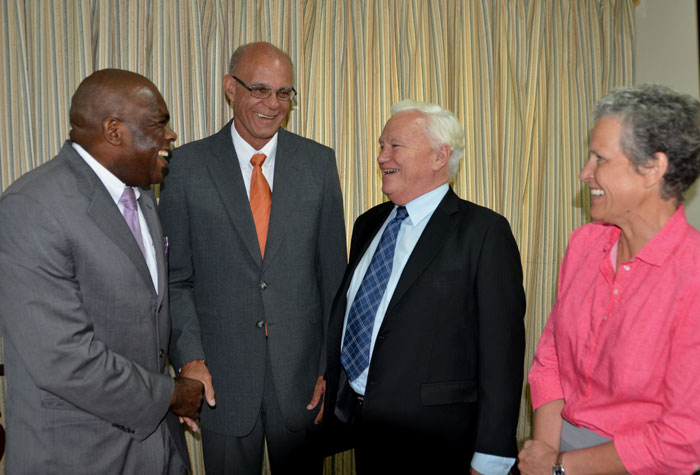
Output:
top-left (166, 126), bottom-right (177, 143)
top-left (262, 92), bottom-right (282, 109)
top-left (579, 156), bottom-right (595, 182)
top-left (377, 147), bottom-right (390, 164)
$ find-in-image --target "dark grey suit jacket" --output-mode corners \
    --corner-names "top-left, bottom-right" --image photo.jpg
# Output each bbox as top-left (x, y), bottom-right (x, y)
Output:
top-left (0, 142), bottom-right (188, 474)
top-left (159, 122), bottom-right (346, 436)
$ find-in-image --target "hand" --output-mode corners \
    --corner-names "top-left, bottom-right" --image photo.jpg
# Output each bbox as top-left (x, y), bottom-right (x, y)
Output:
top-left (181, 359), bottom-right (216, 407)
top-left (306, 376), bottom-right (325, 424)
top-left (470, 468), bottom-right (484, 475)
top-left (170, 376), bottom-right (204, 419)
top-left (518, 439), bottom-right (559, 475)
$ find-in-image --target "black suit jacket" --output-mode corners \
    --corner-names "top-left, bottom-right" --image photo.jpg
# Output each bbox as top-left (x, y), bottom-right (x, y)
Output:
top-left (325, 187), bottom-right (525, 468)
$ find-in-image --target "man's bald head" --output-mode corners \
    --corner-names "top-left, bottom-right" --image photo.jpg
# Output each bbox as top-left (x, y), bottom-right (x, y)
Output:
top-left (68, 69), bottom-right (176, 187)
top-left (228, 42), bottom-right (293, 76)
top-left (69, 69), bottom-right (159, 146)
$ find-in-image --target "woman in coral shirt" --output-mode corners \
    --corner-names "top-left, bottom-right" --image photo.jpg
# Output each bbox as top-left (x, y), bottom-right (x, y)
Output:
top-left (519, 84), bottom-right (700, 475)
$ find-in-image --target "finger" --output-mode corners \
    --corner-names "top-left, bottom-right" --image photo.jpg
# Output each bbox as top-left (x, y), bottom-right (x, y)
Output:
top-left (182, 416), bottom-right (200, 433)
top-left (314, 402), bottom-right (324, 424)
top-left (204, 381), bottom-right (216, 407)
top-left (306, 392), bottom-right (320, 410)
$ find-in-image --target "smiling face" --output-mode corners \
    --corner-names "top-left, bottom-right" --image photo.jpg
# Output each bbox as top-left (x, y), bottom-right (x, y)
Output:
top-left (377, 110), bottom-right (450, 205)
top-left (224, 45), bottom-right (293, 150)
top-left (112, 84), bottom-right (177, 187)
top-left (580, 116), bottom-right (651, 226)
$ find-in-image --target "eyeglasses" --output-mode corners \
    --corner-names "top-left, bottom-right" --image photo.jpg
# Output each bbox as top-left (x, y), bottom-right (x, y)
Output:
top-left (232, 75), bottom-right (297, 102)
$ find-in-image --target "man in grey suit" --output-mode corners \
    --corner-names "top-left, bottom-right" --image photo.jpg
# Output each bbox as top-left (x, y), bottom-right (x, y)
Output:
top-left (158, 42), bottom-right (347, 474)
top-left (0, 69), bottom-right (203, 474)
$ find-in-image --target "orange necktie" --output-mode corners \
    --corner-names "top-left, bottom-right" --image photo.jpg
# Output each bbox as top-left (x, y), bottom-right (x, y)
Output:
top-left (250, 153), bottom-right (271, 258)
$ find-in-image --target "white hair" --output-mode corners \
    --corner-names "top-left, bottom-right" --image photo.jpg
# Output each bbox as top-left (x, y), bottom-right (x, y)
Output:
top-left (391, 99), bottom-right (465, 179)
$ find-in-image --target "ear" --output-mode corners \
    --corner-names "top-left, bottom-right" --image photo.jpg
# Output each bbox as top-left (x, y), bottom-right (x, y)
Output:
top-left (644, 152), bottom-right (669, 188)
top-left (432, 144), bottom-right (451, 172)
top-left (102, 118), bottom-right (123, 146)
top-left (223, 74), bottom-right (236, 103)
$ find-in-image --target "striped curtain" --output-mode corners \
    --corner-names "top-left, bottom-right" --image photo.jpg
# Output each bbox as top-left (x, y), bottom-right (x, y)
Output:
top-left (0, 1), bottom-right (634, 473)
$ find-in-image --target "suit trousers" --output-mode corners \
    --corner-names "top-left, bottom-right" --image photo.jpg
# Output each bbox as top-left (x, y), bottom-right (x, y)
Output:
top-left (201, 348), bottom-right (323, 475)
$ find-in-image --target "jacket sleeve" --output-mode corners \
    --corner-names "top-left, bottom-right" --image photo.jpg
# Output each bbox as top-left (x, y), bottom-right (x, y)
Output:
top-left (473, 215), bottom-right (526, 457)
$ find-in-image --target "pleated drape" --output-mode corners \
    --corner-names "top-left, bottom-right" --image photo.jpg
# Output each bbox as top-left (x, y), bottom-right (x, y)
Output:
top-left (0, 1), bottom-right (634, 473)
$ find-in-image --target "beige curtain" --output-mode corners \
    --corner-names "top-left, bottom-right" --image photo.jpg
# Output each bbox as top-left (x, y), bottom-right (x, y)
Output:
top-left (0, 0), bottom-right (634, 473)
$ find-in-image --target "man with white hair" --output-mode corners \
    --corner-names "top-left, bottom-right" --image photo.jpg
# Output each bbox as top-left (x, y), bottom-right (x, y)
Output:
top-left (324, 100), bottom-right (526, 474)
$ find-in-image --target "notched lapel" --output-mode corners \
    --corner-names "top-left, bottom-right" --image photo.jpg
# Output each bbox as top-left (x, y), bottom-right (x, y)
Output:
top-left (261, 129), bottom-right (301, 269)
top-left (139, 192), bottom-right (165, 301)
top-left (385, 190), bottom-right (460, 316)
top-left (205, 123), bottom-right (263, 265)
top-left (66, 147), bottom-right (154, 290)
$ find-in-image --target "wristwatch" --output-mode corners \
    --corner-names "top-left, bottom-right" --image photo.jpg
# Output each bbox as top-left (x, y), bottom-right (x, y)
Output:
top-left (552, 452), bottom-right (565, 475)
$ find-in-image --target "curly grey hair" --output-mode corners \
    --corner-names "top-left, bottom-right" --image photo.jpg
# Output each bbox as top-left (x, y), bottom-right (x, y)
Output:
top-left (594, 84), bottom-right (700, 201)
top-left (391, 100), bottom-right (465, 180)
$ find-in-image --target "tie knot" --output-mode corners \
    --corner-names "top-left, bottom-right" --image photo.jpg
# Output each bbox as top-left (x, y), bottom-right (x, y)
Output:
top-left (394, 206), bottom-right (408, 221)
top-left (119, 187), bottom-right (138, 211)
top-left (251, 153), bottom-right (267, 168)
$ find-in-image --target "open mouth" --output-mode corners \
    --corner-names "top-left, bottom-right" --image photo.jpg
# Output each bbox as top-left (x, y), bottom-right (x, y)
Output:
top-left (383, 169), bottom-right (399, 175)
top-left (158, 150), bottom-right (172, 162)
top-left (256, 112), bottom-right (276, 120)
top-left (591, 189), bottom-right (604, 196)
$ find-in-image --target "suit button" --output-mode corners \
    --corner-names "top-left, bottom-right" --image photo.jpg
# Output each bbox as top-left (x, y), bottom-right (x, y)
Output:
top-left (259, 281), bottom-right (268, 290)
top-left (256, 320), bottom-right (265, 328)
top-left (159, 349), bottom-right (165, 358)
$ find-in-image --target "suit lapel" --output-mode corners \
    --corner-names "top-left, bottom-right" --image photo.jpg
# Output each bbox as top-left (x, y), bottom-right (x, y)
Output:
top-left (385, 188), bottom-right (460, 316)
top-left (204, 121), bottom-right (262, 266)
top-left (139, 190), bottom-right (165, 302)
top-left (65, 148), bottom-right (155, 290)
top-left (262, 128), bottom-right (301, 270)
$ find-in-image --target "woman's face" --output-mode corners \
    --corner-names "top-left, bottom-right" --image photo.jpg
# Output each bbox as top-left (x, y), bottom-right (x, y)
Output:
top-left (580, 116), bottom-right (650, 226)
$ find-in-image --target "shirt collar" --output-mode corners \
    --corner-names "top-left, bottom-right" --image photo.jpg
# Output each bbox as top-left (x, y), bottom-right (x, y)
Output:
top-left (635, 205), bottom-right (689, 266)
top-left (600, 205), bottom-right (689, 267)
top-left (230, 120), bottom-right (278, 165)
top-left (399, 183), bottom-right (450, 226)
top-left (71, 142), bottom-right (139, 203)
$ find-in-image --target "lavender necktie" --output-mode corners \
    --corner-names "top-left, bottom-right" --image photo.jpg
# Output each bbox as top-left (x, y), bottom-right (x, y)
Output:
top-left (119, 187), bottom-right (147, 258)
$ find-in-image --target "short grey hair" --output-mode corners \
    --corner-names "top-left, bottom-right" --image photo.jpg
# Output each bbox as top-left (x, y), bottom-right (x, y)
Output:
top-left (594, 84), bottom-right (700, 202)
top-left (391, 100), bottom-right (465, 180)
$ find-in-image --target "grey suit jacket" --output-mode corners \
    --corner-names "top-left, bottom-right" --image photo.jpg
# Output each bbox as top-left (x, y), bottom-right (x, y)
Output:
top-left (159, 122), bottom-right (346, 436)
top-left (0, 142), bottom-right (188, 474)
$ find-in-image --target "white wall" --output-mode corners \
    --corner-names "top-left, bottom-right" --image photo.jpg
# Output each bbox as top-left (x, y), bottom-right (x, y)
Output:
top-left (634, 0), bottom-right (700, 227)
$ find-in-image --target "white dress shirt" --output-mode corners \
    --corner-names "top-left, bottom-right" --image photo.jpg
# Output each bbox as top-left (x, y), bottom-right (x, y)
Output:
top-left (71, 142), bottom-right (158, 290)
top-left (340, 182), bottom-right (514, 475)
top-left (230, 120), bottom-right (278, 198)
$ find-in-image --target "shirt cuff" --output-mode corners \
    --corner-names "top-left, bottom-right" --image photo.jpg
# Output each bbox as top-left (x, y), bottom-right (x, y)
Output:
top-left (471, 452), bottom-right (516, 475)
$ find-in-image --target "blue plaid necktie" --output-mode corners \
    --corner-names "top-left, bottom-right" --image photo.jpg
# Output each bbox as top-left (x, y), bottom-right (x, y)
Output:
top-left (341, 206), bottom-right (409, 381)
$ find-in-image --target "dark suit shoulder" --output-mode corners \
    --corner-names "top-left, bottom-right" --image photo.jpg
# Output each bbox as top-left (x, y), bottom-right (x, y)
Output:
top-left (438, 190), bottom-right (513, 229)
top-left (277, 127), bottom-right (334, 154)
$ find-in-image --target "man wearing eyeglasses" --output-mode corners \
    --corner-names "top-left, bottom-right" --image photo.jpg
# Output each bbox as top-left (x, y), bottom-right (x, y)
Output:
top-left (158, 42), bottom-right (346, 474)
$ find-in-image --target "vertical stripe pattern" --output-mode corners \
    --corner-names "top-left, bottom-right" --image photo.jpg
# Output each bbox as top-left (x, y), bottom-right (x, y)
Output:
top-left (0, 1), bottom-right (635, 473)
